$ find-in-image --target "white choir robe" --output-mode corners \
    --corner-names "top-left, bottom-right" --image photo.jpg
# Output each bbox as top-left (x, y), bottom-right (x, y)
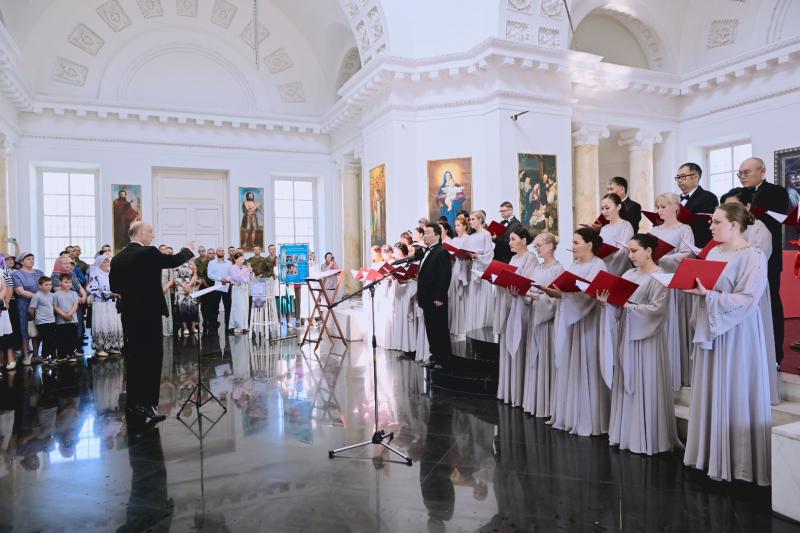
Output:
top-left (464, 231), bottom-right (495, 332)
top-left (496, 252), bottom-right (539, 406)
top-left (384, 278), bottom-right (418, 352)
top-left (684, 245), bottom-right (772, 486)
top-left (448, 235), bottom-right (470, 335)
top-left (415, 304), bottom-right (430, 363)
top-left (522, 260), bottom-right (565, 417)
top-left (652, 223), bottom-right (696, 390)
top-left (600, 220), bottom-right (634, 276)
top-left (601, 268), bottom-right (682, 455)
top-left (550, 256), bottom-right (611, 436)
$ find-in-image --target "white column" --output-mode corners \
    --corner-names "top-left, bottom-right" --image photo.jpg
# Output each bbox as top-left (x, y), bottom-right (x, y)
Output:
top-left (618, 129), bottom-right (662, 230)
top-left (572, 124), bottom-right (610, 228)
top-left (0, 136), bottom-right (11, 254)
top-left (337, 156), bottom-right (363, 293)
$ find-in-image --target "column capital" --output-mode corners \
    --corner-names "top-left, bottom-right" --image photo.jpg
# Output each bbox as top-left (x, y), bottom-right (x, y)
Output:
top-left (618, 129), bottom-right (663, 151)
top-left (334, 154), bottom-right (361, 173)
top-left (572, 123), bottom-right (610, 146)
top-left (0, 133), bottom-right (14, 157)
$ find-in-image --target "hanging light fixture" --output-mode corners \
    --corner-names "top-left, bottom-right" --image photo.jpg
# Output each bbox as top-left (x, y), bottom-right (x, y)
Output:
top-left (252, 0), bottom-right (260, 70)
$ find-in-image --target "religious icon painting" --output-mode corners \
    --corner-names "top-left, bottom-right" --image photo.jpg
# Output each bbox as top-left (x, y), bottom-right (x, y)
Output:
top-left (427, 157), bottom-right (472, 228)
top-left (239, 187), bottom-right (265, 251)
top-left (369, 164), bottom-right (387, 247)
top-left (518, 153), bottom-right (558, 239)
top-left (112, 184), bottom-right (142, 253)
top-left (775, 146), bottom-right (800, 249)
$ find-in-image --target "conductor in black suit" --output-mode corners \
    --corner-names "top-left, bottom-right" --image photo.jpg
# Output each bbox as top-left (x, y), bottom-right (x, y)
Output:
top-left (675, 162), bottom-right (719, 247)
top-left (740, 156), bottom-right (790, 364)
top-left (417, 223), bottom-right (453, 368)
top-left (492, 201), bottom-right (523, 263)
top-left (110, 221), bottom-right (195, 423)
top-left (607, 177), bottom-right (641, 233)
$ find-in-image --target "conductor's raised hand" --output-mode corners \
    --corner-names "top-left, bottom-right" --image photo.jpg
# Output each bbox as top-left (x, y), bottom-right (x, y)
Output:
top-left (185, 240), bottom-right (197, 251)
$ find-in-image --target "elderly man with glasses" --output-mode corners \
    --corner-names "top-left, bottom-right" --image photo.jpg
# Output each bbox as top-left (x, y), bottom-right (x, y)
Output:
top-left (674, 162), bottom-right (719, 247)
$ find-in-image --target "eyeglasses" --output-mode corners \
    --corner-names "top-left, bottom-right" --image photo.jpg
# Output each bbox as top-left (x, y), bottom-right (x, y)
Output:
top-left (674, 173), bottom-right (696, 182)
top-left (499, 207), bottom-right (512, 213)
top-left (736, 170), bottom-right (752, 178)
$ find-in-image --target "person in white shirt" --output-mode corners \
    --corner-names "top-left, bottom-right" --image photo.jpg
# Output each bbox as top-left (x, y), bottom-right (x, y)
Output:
top-left (207, 247), bottom-right (232, 334)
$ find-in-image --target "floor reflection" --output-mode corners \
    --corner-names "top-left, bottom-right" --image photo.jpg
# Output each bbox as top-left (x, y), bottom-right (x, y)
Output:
top-left (0, 332), bottom-right (794, 532)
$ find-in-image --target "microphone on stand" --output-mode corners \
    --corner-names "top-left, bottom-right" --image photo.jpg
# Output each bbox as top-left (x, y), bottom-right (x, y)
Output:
top-left (391, 257), bottom-right (419, 266)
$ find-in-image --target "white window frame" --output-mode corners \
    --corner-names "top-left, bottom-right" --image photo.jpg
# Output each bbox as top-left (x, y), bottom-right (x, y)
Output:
top-left (38, 168), bottom-right (100, 269)
top-left (271, 177), bottom-right (318, 254)
top-left (705, 141), bottom-right (752, 198)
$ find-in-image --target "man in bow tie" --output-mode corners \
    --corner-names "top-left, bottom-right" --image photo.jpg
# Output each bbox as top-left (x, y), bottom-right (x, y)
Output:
top-left (492, 201), bottom-right (523, 263)
top-left (675, 162), bottom-right (719, 247)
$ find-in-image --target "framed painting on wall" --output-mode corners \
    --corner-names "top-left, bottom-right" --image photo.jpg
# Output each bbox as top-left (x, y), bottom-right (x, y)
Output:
top-left (369, 164), bottom-right (386, 246)
top-left (775, 146), bottom-right (800, 249)
top-left (112, 184), bottom-right (142, 253)
top-left (518, 153), bottom-right (559, 239)
top-left (427, 157), bottom-right (472, 228)
top-left (239, 187), bottom-right (265, 251)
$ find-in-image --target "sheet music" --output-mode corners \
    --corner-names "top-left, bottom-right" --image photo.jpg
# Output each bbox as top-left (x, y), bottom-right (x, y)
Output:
top-left (650, 272), bottom-right (674, 287)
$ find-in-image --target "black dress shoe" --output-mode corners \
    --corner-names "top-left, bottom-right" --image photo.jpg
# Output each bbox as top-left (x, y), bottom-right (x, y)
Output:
top-left (126, 405), bottom-right (166, 423)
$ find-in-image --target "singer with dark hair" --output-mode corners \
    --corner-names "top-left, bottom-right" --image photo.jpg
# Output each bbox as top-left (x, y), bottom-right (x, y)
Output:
top-left (598, 193), bottom-right (634, 275)
top-left (607, 177), bottom-right (641, 233)
top-left (417, 223), bottom-right (452, 368)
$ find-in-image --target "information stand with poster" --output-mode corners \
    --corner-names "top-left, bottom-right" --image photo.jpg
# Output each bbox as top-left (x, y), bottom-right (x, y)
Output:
top-left (278, 244), bottom-right (310, 327)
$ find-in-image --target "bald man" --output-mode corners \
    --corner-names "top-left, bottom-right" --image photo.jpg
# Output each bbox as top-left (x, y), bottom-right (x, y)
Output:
top-left (110, 221), bottom-right (195, 424)
top-left (740, 156), bottom-right (790, 364)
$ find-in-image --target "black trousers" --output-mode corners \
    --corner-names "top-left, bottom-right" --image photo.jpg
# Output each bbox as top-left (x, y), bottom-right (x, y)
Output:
top-left (199, 293), bottom-right (215, 329)
top-left (208, 290), bottom-right (232, 329)
top-left (768, 267), bottom-right (784, 364)
top-left (422, 302), bottom-right (451, 364)
top-left (37, 323), bottom-right (57, 357)
top-left (122, 313), bottom-right (164, 409)
top-left (55, 323), bottom-right (78, 357)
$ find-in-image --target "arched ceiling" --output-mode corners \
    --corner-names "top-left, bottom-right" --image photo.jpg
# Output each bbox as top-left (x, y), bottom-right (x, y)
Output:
top-left (0, 0), bottom-right (380, 117)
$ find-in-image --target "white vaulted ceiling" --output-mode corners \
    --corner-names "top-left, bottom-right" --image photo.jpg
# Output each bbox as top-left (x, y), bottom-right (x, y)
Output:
top-left (0, 0), bottom-right (370, 117)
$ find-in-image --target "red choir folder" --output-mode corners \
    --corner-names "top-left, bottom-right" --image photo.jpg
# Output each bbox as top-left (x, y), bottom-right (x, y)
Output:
top-left (487, 221), bottom-right (507, 239)
top-left (652, 258), bottom-right (727, 290)
top-left (580, 214), bottom-right (609, 228)
top-left (646, 234), bottom-right (676, 261)
top-left (751, 204), bottom-right (800, 226)
top-left (698, 240), bottom-right (720, 260)
top-left (363, 269), bottom-right (386, 282)
top-left (493, 269), bottom-right (534, 294)
top-left (596, 242), bottom-right (620, 260)
top-left (677, 205), bottom-right (712, 225)
top-left (395, 263), bottom-right (419, 280)
top-left (480, 260), bottom-right (518, 282)
top-left (547, 270), bottom-right (591, 293)
top-left (584, 270), bottom-right (639, 307)
top-left (642, 210), bottom-right (664, 226)
top-left (378, 263), bottom-right (396, 276)
top-left (390, 266), bottom-right (407, 280)
top-left (443, 241), bottom-right (474, 260)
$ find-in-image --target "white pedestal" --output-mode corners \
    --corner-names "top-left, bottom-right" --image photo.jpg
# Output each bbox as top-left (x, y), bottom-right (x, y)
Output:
top-left (772, 421), bottom-right (800, 522)
top-left (337, 308), bottom-right (367, 342)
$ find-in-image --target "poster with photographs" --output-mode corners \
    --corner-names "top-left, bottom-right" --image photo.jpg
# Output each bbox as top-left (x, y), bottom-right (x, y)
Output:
top-left (112, 184), bottom-right (142, 253)
top-left (239, 187), bottom-right (265, 251)
top-left (369, 164), bottom-right (386, 247)
top-left (427, 157), bottom-right (472, 228)
top-left (518, 153), bottom-right (558, 238)
top-left (776, 147), bottom-right (800, 249)
top-left (279, 243), bottom-right (309, 284)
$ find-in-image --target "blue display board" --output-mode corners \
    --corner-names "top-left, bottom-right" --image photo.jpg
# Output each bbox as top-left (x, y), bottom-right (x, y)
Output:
top-left (279, 243), bottom-right (310, 284)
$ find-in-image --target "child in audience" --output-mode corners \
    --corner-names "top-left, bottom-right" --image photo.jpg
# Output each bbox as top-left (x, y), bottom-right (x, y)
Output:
top-left (53, 273), bottom-right (81, 363)
top-left (29, 276), bottom-right (56, 365)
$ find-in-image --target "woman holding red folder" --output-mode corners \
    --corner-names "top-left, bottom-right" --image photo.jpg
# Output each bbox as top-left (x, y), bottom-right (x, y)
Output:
top-left (464, 211), bottom-right (496, 332)
top-left (597, 234), bottom-right (680, 455)
top-left (651, 192), bottom-right (696, 390)
top-left (447, 217), bottom-right (471, 335)
top-left (682, 203), bottom-right (772, 486)
top-left (598, 194), bottom-right (634, 276)
top-left (523, 232), bottom-right (564, 418)
top-left (495, 228), bottom-right (538, 407)
top-left (544, 227), bottom-right (610, 437)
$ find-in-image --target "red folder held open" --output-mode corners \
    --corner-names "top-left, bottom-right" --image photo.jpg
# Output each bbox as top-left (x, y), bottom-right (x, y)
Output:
top-left (642, 210), bottom-right (664, 226)
top-left (678, 205), bottom-right (712, 225)
top-left (548, 270), bottom-right (591, 293)
top-left (481, 260), bottom-right (517, 282)
top-left (487, 221), bottom-right (507, 239)
top-left (584, 270), bottom-right (639, 307)
top-left (403, 262), bottom-right (420, 279)
top-left (698, 240), bottom-right (720, 260)
top-left (443, 241), bottom-right (474, 260)
top-left (646, 234), bottom-right (676, 261)
top-left (580, 214), bottom-right (609, 228)
top-left (493, 269), bottom-right (534, 294)
top-left (751, 204), bottom-right (800, 226)
top-left (654, 258), bottom-right (727, 290)
top-left (596, 242), bottom-right (620, 260)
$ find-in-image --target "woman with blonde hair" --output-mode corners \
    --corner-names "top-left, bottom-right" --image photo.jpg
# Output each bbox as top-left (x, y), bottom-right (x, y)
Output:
top-left (463, 210), bottom-right (495, 332)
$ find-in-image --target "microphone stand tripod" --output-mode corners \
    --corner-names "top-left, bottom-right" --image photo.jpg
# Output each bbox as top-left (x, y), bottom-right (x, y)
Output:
top-left (327, 269), bottom-right (413, 466)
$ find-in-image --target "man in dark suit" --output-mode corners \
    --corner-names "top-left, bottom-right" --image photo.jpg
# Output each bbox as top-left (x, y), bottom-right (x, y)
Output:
top-left (417, 223), bottom-right (453, 368)
top-left (676, 162), bottom-right (719, 247)
top-left (110, 221), bottom-right (195, 424)
top-left (740, 156), bottom-right (790, 364)
top-left (607, 177), bottom-right (641, 233)
top-left (492, 201), bottom-right (522, 263)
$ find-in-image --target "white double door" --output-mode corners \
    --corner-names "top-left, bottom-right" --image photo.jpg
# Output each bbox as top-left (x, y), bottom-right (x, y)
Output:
top-left (154, 168), bottom-right (226, 250)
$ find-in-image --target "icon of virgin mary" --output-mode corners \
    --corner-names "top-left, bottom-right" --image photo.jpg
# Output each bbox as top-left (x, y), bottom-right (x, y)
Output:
top-left (436, 170), bottom-right (466, 227)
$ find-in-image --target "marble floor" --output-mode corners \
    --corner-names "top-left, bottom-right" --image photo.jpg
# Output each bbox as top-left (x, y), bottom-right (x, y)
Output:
top-left (0, 332), bottom-right (798, 533)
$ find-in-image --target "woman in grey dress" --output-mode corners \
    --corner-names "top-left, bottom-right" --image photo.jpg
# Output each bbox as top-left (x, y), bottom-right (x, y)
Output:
top-left (683, 203), bottom-right (772, 486)
top-left (598, 194), bottom-right (634, 276)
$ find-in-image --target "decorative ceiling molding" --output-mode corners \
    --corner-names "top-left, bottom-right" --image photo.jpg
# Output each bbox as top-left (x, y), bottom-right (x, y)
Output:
top-left (137, 0), bottom-right (165, 19)
top-left (279, 82), bottom-right (306, 103)
top-left (336, 0), bottom-right (389, 64)
top-left (176, 0), bottom-right (199, 18)
top-left (52, 57), bottom-right (89, 87)
top-left (335, 47), bottom-right (362, 93)
top-left (68, 23), bottom-right (105, 57)
top-left (707, 19), bottom-right (739, 49)
top-left (239, 21), bottom-right (269, 50)
top-left (210, 0), bottom-right (237, 29)
top-left (508, 0), bottom-right (534, 15)
top-left (264, 48), bottom-right (294, 74)
top-left (96, 0), bottom-right (132, 33)
top-left (593, 7), bottom-right (667, 71)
